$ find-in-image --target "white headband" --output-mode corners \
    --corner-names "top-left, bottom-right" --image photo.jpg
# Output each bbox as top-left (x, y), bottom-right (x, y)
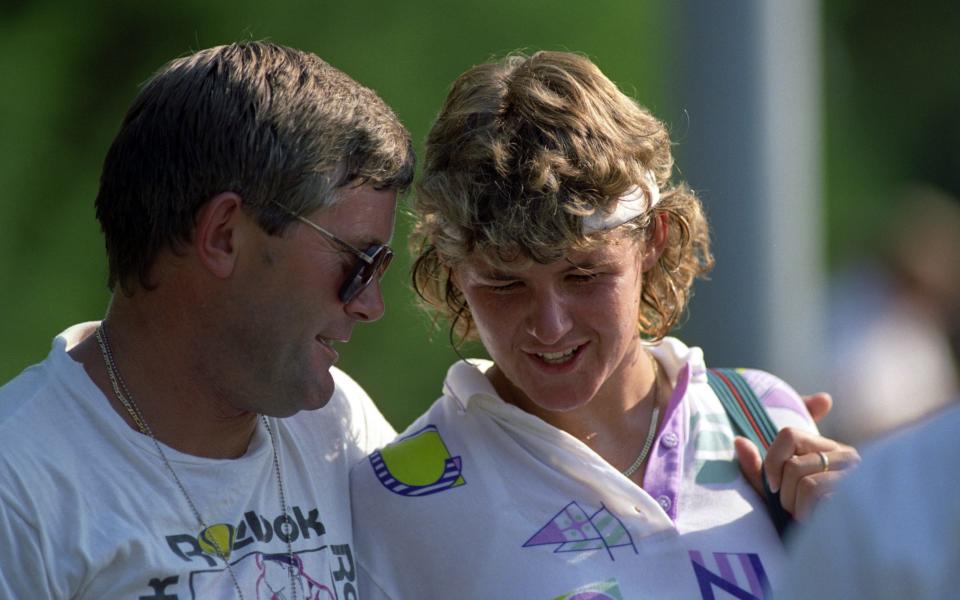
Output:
top-left (581, 172), bottom-right (660, 233)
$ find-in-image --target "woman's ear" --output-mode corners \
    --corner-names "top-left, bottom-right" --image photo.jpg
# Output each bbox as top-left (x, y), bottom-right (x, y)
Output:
top-left (641, 212), bottom-right (668, 271)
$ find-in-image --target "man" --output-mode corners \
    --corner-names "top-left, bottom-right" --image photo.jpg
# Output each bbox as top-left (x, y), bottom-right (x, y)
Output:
top-left (0, 41), bottom-right (414, 599)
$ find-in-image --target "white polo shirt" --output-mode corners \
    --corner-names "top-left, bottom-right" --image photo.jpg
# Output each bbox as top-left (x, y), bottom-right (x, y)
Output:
top-left (350, 337), bottom-right (815, 599)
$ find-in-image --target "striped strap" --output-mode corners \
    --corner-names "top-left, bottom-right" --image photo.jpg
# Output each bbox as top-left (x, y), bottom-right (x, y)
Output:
top-left (707, 367), bottom-right (794, 537)
top-left (707, 368), bottom-right (778, 455)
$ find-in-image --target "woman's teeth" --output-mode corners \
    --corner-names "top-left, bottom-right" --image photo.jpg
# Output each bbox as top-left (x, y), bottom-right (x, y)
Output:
top-left (537, 346), bottom-right (578, 364)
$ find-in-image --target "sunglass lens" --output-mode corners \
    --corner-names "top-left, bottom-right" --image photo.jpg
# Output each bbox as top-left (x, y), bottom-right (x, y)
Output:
top-left (338, 246), bottom-right (393, 303)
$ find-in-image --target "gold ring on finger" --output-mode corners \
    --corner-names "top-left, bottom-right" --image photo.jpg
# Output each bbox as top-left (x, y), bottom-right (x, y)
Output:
top-left (817, 451), bottom-right (830, 472)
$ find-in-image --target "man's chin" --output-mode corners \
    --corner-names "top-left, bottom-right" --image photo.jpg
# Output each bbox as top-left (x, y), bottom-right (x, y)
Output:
top-left (299, 392), bottom-right (334, 413)
top-left (299, 374), bottom-right (336, 413)
top-left (263, 371), bottom-right (336, 417)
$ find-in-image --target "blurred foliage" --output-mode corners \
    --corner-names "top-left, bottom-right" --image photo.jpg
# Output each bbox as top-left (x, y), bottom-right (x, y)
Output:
top-left (0, 0), bottom-right (668, 429)
top-left (823, 0), bottom-right (960, 265)
top-left (3, 0), bottom-right (956, 430)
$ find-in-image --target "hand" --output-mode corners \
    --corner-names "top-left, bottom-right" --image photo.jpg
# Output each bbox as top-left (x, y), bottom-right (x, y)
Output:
top-left (735, 427), bottom-right (860, 521)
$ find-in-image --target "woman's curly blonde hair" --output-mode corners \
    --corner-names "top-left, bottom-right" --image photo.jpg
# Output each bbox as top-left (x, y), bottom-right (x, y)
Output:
top-left (411, 51), bottom-right (714, 342)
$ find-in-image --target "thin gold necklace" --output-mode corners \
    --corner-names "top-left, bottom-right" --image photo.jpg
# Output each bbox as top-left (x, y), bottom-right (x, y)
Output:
top-left (95, 324), bottom-right (298, 600)
top-left (622, 352), bottom-right (662, 478)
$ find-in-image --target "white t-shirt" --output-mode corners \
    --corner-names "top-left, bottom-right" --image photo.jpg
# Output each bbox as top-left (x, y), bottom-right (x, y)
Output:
top-left (350, 337), bottom-right (815, 599)
top-left (0, 322), bottom-right (396, 599)
top-left (778, 404), bottom-right (960, 600)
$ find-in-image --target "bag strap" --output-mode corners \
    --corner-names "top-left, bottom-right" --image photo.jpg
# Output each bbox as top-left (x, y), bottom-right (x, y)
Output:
top-left (707, 368), bottom-right (779, 453)
top-left (707, 368), bottom-right (794, 537)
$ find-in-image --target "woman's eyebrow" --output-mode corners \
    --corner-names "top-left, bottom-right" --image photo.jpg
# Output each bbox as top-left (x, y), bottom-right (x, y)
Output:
top-left (564, 257), bottom-right (612, 271)
top-left (474, 269), bottom-right (520, 281)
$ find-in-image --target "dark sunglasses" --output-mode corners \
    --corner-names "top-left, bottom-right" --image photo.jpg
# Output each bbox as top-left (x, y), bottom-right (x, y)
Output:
top-left (272, 201), bottom-right (394, 303)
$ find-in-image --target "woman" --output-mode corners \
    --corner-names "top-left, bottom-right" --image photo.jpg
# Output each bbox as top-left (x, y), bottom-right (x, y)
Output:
top-left (350, 51), bottom-right (857, 599)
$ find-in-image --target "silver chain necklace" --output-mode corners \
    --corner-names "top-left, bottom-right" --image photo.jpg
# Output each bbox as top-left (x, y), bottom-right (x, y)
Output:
top-left (95, 325), bottom-right (298, 600)
top-left (622, 353), bottom-right (663, 478)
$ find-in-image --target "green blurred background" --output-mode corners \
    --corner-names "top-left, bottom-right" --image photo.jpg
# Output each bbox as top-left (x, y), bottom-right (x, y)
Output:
top-left (1, 0), bottom-right (958, 431)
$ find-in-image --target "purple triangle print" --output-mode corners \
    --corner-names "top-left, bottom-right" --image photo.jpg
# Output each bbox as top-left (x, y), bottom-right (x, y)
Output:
top-left (524, 501), bottom-right (637, 560)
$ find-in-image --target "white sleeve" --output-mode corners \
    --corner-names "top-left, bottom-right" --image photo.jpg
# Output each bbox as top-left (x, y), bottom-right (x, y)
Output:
top-left (358, 562), bottom-right (395, 600)
top-left (331, 367), bottom-right (397, 456)
top-left (0, 496), bottom-right (57, 599)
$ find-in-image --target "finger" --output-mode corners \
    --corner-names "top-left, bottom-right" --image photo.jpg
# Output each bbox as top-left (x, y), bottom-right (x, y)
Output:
top-left (801, 392), bottom-right (833, 423)
top-left (734, 436), bottom-right (764, 497)
top-left (779, 447), bottom-right (861, 514)
top-left (779, 452), bottom-right (829, 514)
top-left (764, 428), bottom-right (840, 493)
top-left (793, 470), bottom-right (846, 521)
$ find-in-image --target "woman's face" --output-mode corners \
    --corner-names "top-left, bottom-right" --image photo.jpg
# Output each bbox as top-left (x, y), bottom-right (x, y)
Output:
top-left (453, 232), bottom-right (647, 414)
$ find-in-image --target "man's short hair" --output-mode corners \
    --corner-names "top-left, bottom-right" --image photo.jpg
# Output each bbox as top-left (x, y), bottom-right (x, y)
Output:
top-left (95, 41), bottom-right (415, 293)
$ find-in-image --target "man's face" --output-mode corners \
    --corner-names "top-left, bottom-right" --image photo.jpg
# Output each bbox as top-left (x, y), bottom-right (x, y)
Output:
top-left (220, 184), bottom-right (398, 417)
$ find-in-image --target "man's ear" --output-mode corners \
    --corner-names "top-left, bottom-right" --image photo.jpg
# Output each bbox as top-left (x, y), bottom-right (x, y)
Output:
top-left (193, 192), bottom-right (246, 279)
top-left (641, 212), bottom-right (668, 271)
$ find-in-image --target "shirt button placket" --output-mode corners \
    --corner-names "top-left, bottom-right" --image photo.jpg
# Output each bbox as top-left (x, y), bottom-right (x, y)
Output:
top-left (657, 495), bottom-right (673, 512)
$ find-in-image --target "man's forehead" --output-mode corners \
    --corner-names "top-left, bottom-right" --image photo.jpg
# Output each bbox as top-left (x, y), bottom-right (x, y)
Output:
top-left (314, 185), bottom-right (397, 244)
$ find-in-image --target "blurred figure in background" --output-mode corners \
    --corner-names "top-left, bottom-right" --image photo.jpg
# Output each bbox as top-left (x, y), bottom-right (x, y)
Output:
top-left (778, 402), bottom-right (960, 599)
top-left (823, 184), bottom-right (960, 446)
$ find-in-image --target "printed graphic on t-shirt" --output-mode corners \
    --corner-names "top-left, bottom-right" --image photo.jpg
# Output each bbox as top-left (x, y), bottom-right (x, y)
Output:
top-left (369, 424), bottom-right (465, 496)
top-left (188, 546), bottom-right (339, 598)
top-left (553, 578), bottom-right (624, 600)
top-left (144, 504), bottom-right (359, 599)
top-left (689, 550), bottom-right (770, 600)
top-left (523, 501), bottom-right (637, 560)
top-left (167, 506), bottom-right (328, 565)
top-left (137, 544), bottom-right (358, 600)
